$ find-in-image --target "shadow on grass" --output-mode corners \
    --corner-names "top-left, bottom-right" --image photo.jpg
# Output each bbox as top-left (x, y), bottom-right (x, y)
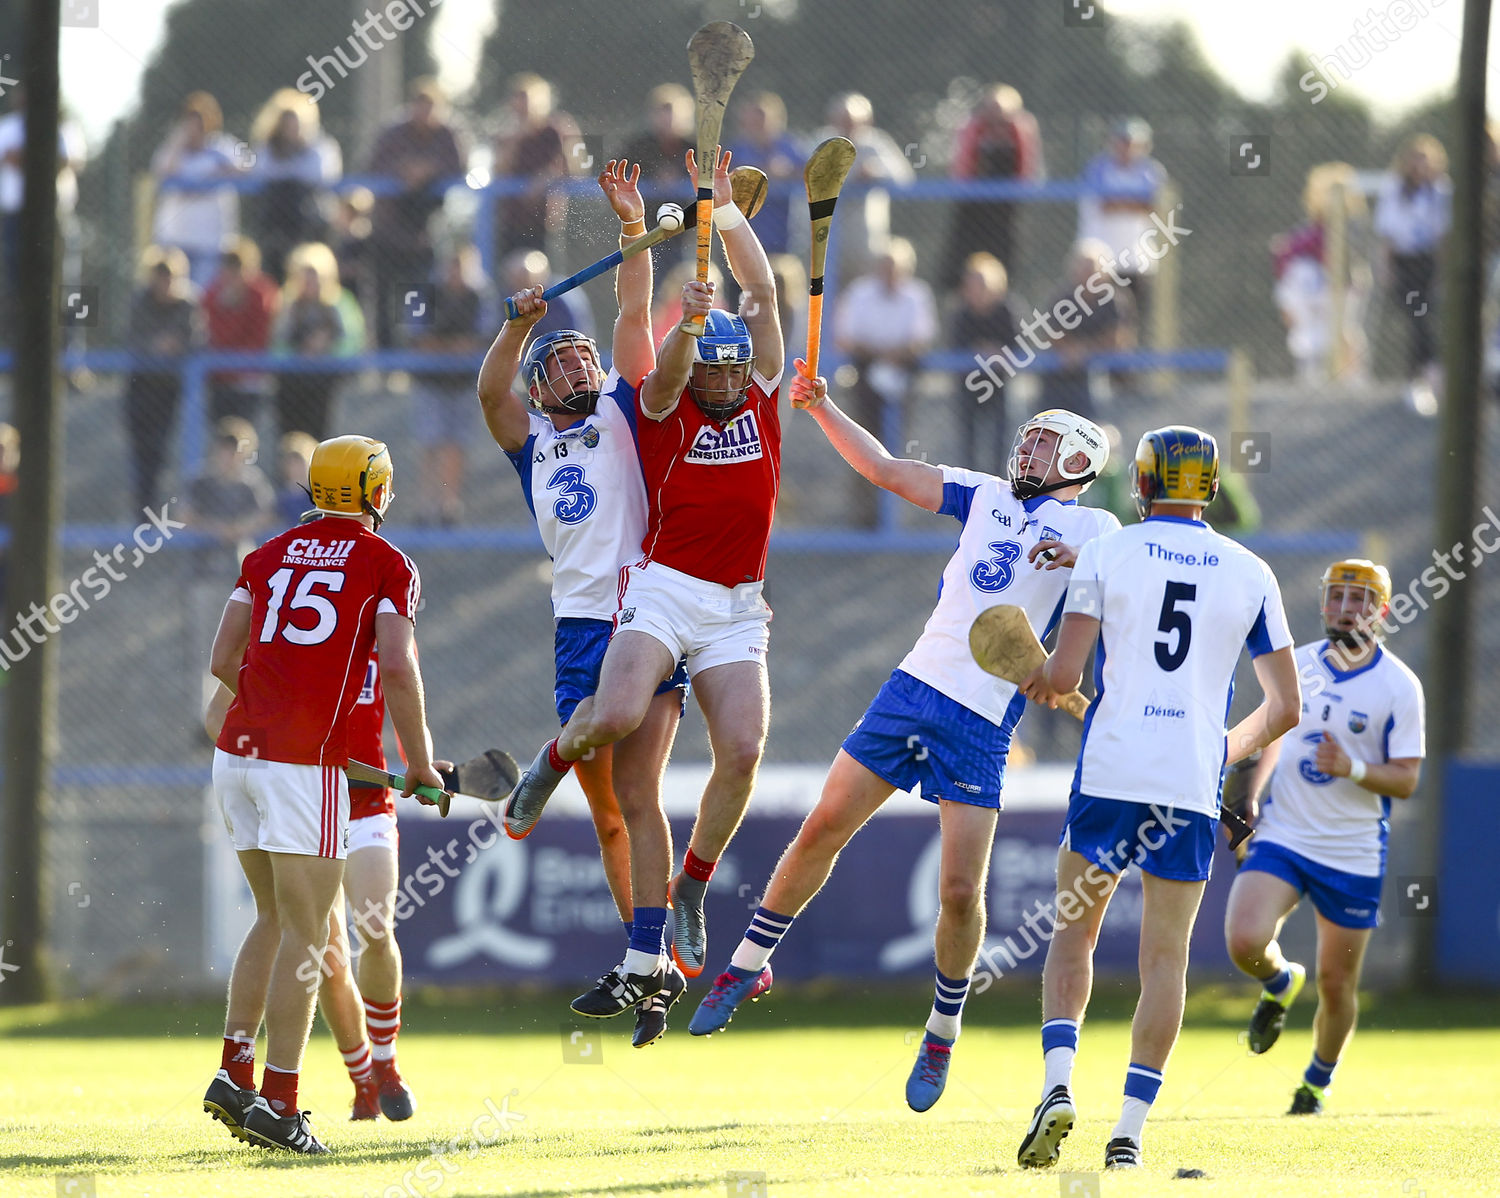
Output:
top-left (3, 981), bottom-right (1496, 1039)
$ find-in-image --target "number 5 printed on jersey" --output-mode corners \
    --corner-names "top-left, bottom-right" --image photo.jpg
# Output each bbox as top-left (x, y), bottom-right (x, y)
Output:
top-left (547, 463), bottom-right (597, 525)
top-left (971, 540), bottom-right (1023, 593)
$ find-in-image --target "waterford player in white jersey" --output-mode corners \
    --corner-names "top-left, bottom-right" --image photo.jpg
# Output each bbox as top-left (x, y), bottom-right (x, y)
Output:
top-left (1017, 426), bottom-right (1301, 1172)
top-left (688, 393), bottom-right (1118, 1114)
top-left (476, 160), bottom-right (688, 1048)
top-left (1224, 559), bottom-right (1424, 1116)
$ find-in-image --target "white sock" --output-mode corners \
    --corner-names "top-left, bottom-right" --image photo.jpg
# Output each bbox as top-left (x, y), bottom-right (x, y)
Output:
top-left (622, 948), bottom-right (662, 976)
top-left (730, 936), bottom-right (772, 973)
top-left (926, 1010), bottom-right (960, 1041)
top-left (1043, 1046), bottom-right (1076, 1095)
top-left (1113, 1096), bottom-right (1151, 1143)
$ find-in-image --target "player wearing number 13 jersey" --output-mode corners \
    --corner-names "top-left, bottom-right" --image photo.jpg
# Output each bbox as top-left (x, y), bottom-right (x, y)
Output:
top-left (205, 435), bottom-right (440, 1156)
top-left (1016, 426), bottom-right (1300, 1173)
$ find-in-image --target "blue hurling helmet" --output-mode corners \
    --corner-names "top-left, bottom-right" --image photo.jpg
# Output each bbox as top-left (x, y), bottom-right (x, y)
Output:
top-left (689, 310), bottom-right (755, 422)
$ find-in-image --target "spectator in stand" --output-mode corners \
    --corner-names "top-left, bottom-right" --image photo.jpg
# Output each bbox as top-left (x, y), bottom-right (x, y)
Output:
top-left (1040, 239), bottom-right (1135, 424)
top-left (1271, 162), bottom-right (1371, 383)
top-left (0, 84), bottom-right (86, 316)
top-left (833, 237), bottom-right (937, 527)
top-left (767, 252), bottom-right (808, 363)
top-left (409, 244), bottom-right (487, 525)
top-left (725, 91), bottom-right (804, 258)
top-left (498, 247), bottom-right (594, 340)
top-left (949, 251), bottom-right (1020, 474)
top-left (622, 85), bottom-right (696, 195)
top-left (367, 79), bottom-right (464, 348)
top-left (125, 247), bottom-right (199, 513)
top-left (274, 431), bottom-right (319, 529)
top-left (273, 243), bottom-right (348, 442)
top-left (202, 238), bottom-right (280, 425)
top-left (492, 73), bottom-right (581, 259)
top-left (183, 416), bottom-right (276, 567)
top-left (1077, 119), bottom-right (1167, 325)
top-left (248, 89), bottom-right (342, 283)
top-left (817, 92), bottom-right (914, 279)
top-left (151, 92), bottom-right (246, 290)
top-left (943, 84), bottom-right (1043, 289)
top-left (1374, 134), bottom-right (1451, 415)
top-left (331, 185), bottom-right (377, 337)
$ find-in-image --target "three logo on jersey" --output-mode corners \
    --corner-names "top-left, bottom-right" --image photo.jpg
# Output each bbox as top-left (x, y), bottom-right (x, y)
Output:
top-left (969, 525), bottom-right (1060, 594)
top-left (685, 410), bottom-right (763, 464)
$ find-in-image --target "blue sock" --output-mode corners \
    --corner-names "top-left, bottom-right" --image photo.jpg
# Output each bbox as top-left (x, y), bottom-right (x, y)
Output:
top-left (1124, 1062), bottom-right (1164, 1105)
top-left (926, 969), bottom-right (970, 1040)
top-left (628, 907), bottom-right (667, 957)
top-left (1042, 1017), bottom-right (1080, 1054)
top-left (622, 919), bottom-right (633, 949)
top-left (729, 906), bottom-right (795, 975)
top-left (1304, 1053), bottom-right (1337, 1089)
top-left (1261, 966), bottom-right (1292, 997)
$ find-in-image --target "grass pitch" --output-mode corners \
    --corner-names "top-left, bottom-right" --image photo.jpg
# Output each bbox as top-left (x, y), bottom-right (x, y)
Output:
top-left (1, 985), bottom-right (1495, 1197)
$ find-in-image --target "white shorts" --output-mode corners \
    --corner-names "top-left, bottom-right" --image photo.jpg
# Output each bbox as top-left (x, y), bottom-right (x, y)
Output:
top-left (615, 560), bottom-right (771, 677)
top-left (213, 748), bottom-right (349, 859)
top-left (348, 810), bottom-right (399, 856)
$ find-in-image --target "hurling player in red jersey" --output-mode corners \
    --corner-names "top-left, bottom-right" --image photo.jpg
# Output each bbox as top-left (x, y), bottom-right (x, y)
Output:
top-left (202, 435), bottom-right (442, 1155)
top-left (504, 146), bottom-right (785, 1023)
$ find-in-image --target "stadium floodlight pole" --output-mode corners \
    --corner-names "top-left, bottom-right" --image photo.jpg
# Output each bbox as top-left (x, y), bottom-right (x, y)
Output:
top-left (1416, 0), bottom-right (1489, 989)
top-left (2, 0), bottom-right (63, 1005)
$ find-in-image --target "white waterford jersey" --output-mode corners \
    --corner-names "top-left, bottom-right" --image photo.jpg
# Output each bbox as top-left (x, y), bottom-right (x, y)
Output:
top-left (897, 466), bottom-right (1120, 727)
top-left (506, 369), bottom-right (647, 620)
top-left (1067, 515), bottom-right (1293, 817)
top-left (1257, 640), bottom-right (1425, 876)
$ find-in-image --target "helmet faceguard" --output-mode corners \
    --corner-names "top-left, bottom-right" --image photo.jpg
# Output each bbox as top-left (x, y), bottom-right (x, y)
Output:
top-left (1319, 559), bottom-right (1392, 649)
top-left (689, 310), bottom-right (755, 422)
top-left (1008, 409), bottom-right (1109, 499)
top-left (1130, 426), bottom-right (1219, 520)
top-left (523, 330), bottom-right (604, 418)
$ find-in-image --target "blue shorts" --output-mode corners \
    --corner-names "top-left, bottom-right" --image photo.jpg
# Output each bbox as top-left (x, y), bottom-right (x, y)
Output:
top-left (554, 617), bottom-right (688, 724)
top-left (1240, 839), bottom-right (1382, 929)
top-left (841, 670), bottom-right (1016, 809)
top-left (1062, 792), bottom-right (1217, 882)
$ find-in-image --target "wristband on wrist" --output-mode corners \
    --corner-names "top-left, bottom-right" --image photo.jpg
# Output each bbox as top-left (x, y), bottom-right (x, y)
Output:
top-left (621, 218), bottom-right (646, 236)
top-left (711, 202), bottom-right (745, 231)
top-left (1347, 757), bottom-right (1367, 784)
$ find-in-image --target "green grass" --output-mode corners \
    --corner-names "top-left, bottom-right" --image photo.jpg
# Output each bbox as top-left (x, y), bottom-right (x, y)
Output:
top-left (1, 986), bottom-right (1496, 1197)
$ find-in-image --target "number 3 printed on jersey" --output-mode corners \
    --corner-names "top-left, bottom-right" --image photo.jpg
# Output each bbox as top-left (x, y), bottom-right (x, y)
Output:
top-left (546, 463), bottom-right (597, 525)
top-left (260, 568), bottom-right (344, 645)
top-left (971, 540), bottom-right (1023, 593)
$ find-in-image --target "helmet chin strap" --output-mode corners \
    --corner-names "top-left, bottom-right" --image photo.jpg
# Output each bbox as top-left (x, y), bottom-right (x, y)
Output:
top-left (1012, 471), bottom-right (1096, 500)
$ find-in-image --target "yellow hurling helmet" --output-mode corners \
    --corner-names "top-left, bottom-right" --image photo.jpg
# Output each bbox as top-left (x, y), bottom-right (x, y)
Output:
top-left (1319, 559), bottom-right (1392, 611)
top-left (1130, 425), bottom-right (1220, 520)
top-left (307, 435), bottom-right (394, 528)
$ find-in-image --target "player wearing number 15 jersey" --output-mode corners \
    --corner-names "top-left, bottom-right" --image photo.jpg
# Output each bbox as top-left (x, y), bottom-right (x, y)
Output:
top-left (689, 398), bottom-right (1117, 1119)
top-left (1225, 559), bottom-right (1424, 1117)
top-left (204, 435), bottom-right (440, 1156)
top-left (1016, 426), bottom-right (1301, 1173)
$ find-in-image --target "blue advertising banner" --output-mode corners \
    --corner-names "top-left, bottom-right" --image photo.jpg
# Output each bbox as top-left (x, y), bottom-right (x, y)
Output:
top-left (1436, 760), bottom-right (1500, 984)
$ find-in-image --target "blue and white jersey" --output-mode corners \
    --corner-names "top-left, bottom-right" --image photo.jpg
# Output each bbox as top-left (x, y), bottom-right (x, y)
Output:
top-left (1066, 516), bottom-right (1293, 819)
top-left (505, 369), bottom-right (646, 621)
top-left (896, 466), bottom-right (1120, 728)
top-left (1256, 640), bottom-right (1425, 877)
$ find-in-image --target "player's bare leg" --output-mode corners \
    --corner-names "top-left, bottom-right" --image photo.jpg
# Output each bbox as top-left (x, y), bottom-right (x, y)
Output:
top-left (1225, 871), bottom-right (1307, 1054)
top-left (347, 844), bottom-right (413, 1119)
top-left (689, 751), bottom-right (894, 1036)
top-left (506, 631), bottom-right (673, 838)
top-left (907, 800), bottom-right (998, 1112)
top-left (205, 848), bottom-right (278, 1138)
top-left (668, 660), bottom-right (768, 976)
top-left (315, 894), bottom-right (378, 1120)
top-left (1019, 849), bottom-right (1118, 1168)
top-left (574, 748), bottom-right (634, 922)
top-left (611, 691), bottom-right (685, 1046)
top-left (1293, 915), bottom-right (1372, 1113)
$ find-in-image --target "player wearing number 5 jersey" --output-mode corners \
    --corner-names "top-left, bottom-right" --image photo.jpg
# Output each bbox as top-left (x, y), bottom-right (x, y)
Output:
top-left (1017, 426), bottom-right (1301, 1173)
top-left (688, 399), bottom-right (1118, 1118)
top-left (1224, 559), bottom-right (1424, 1117)
top-left (203, 435), bottom-right (441, 1155)
top-left (478, 160), bottom-right (689, 1048)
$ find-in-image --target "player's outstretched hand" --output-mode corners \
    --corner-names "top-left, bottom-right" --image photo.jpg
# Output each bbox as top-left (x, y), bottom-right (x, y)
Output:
top-left (1029, 540), bottom-right (1077, 570)
top-left (506, 285), bottom-right (547, 327)
top-left (599, 159), bottom-right (645, 227)
top-left (789, 358), bottom-right (827, 410)
top-left (678, 278), bottom-right (715, 330)
top-left (685, 145), bottom-right (734, 207)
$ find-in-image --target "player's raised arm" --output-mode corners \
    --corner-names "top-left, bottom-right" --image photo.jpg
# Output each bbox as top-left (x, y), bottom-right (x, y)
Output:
top-left (790, 360), bottom-right (944, 511)
top-left (690, 146), bottom-right (783, 382)
top-left (640, 278), bottom-right (714, 415)
top-left (477, 289), bottom-right (547, 453)
top-left (600, 159), bottom-right (655, 388)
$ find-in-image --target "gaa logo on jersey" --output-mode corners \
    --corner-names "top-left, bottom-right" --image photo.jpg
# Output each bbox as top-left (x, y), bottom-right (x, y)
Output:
top-left (1348, 710), bottom-right (1368, 733)
top-left (686, 410), bottom-right (763, 463)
